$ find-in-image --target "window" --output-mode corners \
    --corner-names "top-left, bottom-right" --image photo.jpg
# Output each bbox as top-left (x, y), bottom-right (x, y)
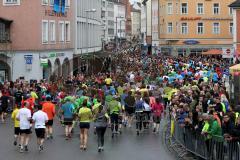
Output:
top-left (181, 3), bottom-right (188, 14)
top-left (65, 0), bottom-right (70, 8)
top-left (213, 3), bottom-right (219, 15)
top-left (197, 22), bottom-right (204, 34)
top-left (229, 8), bottom-right (233, 15)
top-left (49, 0), bottom-right (54, 6)
top-left (108, 28), bottom-right (114, 35)
top-left (181, 23), bottom-right (188, 34)
top-left (0, 23), bottom-right (6, 41)
top-left (42, 0), bottom-right (48, 5)
top-left (108, 20), bottom-right (114, 26)
top-left (230, 22), bottom-right (233, 34)
top-left (59, 21), bottom-right (64, 42)
top-left (42, 20), bottom-right (48, 43)
top-left (65, 21), bottom-right (70, 42)
top-left (197, 3), bottom-right (204, 14)
top-left (4, 0), bottom-right (20, 5)
top-left (176, 3), bottom-right (179, 14)
top-left (49, 21), bottom-right (55, 42)
top-left (167, 22), bottom-right (173, 33)
top-left (213, 22), bottom-right (220, 34)
top-left (167, 3), bottom-right (173, 14)
top-left (108, 11), bottom-right (114, 17)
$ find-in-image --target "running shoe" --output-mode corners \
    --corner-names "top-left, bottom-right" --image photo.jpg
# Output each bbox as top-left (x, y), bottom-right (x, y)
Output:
top-left (39, 145), bottom-right (43, 151)
top-left (24, 146), bottom-right (28, 152)
top-left (137, 131), bottom-right (140, 136)
top-left (13, 141), bottom-right (17, 146)
top-left (153, 128), bottom-right (156, 133)
top-left (19, 147), bottom-right (24, 153)
top-left (98, 147), bottom-right (101, 152)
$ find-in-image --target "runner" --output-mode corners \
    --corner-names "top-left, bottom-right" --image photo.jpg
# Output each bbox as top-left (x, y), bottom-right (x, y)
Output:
top-left (0, 91), bottom-right (9, 123)
top-left (42, 96), bottom-right (56, 139)
top-left (94, 105), bottom-right (109, 152)
top-left (135, 92), bottom-right (145, 135)
top-left (108, 95), bottom-right (122, 138)
top-left (78, 99), bottom-right (93, 150)
top-left (16, 101), bottom-right (32, 153)
top-left (152, 98), bottom-right (164, 133)
top-left (32, 105), bottom-right (48, 151)
top-left (124, 91), bottom-right (135, 127)
top-left (60, 98), bottom-right (74, 140)
top-left (11, 104), bottom-right (20, 147)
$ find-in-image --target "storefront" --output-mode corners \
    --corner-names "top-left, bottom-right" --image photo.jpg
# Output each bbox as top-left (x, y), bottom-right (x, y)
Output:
top-left (11, 51), bottom-right (73, 81)
top-left (0, 53), bottom-right (12, 82)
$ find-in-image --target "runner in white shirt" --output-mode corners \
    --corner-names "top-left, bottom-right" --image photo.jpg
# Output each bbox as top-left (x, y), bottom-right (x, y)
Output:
top-left (16, 101), bottom-right (32, 153)
top-left (32, 105), bottom-right (48, 152)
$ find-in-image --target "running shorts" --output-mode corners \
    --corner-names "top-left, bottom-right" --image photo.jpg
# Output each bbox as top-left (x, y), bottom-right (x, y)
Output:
top-left (125, 107), bottom-right (135, 116)
top-left (14, 127), bottom-right (20, 135)
top-left (64, 118), bottom-right (73, 126)
top-left (153, 115), bottom-right (161, 123)
top-left (46, 120), bottom-right (53, 126)
top-left (20, 129), bottom-right (31, 135)
top-left (35, 128), bottom-right (45, 139)
top-left (79, 122), bottom-right (90, 129)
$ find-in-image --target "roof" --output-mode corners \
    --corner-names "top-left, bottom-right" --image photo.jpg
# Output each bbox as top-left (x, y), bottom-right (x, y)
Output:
top-left (229, 0), bottom-right (240, 8)
top-left (202, 49), bottom-right (222, 55)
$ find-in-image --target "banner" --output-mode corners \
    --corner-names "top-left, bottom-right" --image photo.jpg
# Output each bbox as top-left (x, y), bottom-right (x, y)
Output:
top-left (53, 0), bottom-right (65, 13)
top-left (40, 58), bottom-right (48, 67)
top-left (61, 0), bottom-right (65, 14)
top-left (53, 0), bottom-right (60, 13)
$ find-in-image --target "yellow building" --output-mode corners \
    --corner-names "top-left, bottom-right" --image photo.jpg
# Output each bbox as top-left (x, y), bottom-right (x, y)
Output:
top-left (159, 0), bottom-right (234, 56)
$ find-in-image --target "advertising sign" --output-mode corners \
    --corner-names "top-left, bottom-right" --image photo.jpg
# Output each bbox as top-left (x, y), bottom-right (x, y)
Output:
top-left (183, 40), bottom-right (199, 45)
top-left (222, 48), bottom-right (234, 58)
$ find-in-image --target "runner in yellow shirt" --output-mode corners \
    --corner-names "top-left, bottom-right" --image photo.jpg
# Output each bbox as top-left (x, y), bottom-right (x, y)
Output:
top-left (105, 75), bottom-right (112, 86)
top-left (11, 105), bottom-right (20, 146)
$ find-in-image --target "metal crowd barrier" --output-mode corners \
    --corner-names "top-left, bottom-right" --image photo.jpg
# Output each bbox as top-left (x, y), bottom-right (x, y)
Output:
top-left (172, 120), bottom-right (240, 160)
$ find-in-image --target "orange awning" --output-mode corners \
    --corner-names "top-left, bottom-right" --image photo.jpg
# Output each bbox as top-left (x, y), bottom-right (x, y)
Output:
top-left (202, 49), bottom-right (222, 55)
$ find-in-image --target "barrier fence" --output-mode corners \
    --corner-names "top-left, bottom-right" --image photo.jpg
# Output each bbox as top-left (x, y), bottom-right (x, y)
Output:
top-left (171, 119), bottom-right (240, 160)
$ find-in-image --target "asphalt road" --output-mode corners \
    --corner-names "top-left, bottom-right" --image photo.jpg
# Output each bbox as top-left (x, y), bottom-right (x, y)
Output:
top-left (0, 118), bottom-right (175, 160)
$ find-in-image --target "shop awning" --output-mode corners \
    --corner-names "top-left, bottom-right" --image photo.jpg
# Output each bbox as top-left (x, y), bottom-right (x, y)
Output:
top-left (0, 17), bottom-right (13, 24)
top-left (202, 49), bottom-right (222, 55)
top-left (230, 64), bottom-right (240, 73)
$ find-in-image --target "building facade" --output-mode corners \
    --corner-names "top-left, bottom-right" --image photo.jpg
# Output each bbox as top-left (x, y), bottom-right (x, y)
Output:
top-left (131, 3), bottom-right (141, 38)
top-left (0, 0), bottom-right (74, 81)
top-left (140, 0), bottom-right (147, 46)
top-left (152, 0), bottom-right (159, 54)
top-left (104, 0), bottom-right (115, 42)
top-left (230, 0), bottom-right (240, 58)
top-left (141, 0), bottom-right (152, 53)
top-left (159, 0), bottom-right (234, 56)
top-left (75, 0), bottom-right (102, 55)
top-left (125, 0), bottom-right (132, 39)
top-left (114, 1), bottom-right (126, 39)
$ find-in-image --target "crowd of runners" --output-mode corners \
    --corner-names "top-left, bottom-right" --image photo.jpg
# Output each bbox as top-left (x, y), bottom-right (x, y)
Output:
top-left (0, 46), bottom-right (236, 155)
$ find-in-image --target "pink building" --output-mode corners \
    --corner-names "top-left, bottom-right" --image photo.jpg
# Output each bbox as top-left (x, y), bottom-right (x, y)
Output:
top-left (0, 0), bottom-right (74, 81)
top-left (230, 0), bottom-right (240, 60)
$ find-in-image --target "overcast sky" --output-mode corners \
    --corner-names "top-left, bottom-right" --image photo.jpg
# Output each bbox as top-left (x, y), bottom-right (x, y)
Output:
top-left (130, 0), bottom-right (140, 4)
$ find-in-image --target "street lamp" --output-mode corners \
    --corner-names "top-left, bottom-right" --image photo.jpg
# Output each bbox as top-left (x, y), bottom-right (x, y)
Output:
top-left (85, 9), bottom-right (96, 75)
top-left (115, 16), bottom-right (124, 51)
